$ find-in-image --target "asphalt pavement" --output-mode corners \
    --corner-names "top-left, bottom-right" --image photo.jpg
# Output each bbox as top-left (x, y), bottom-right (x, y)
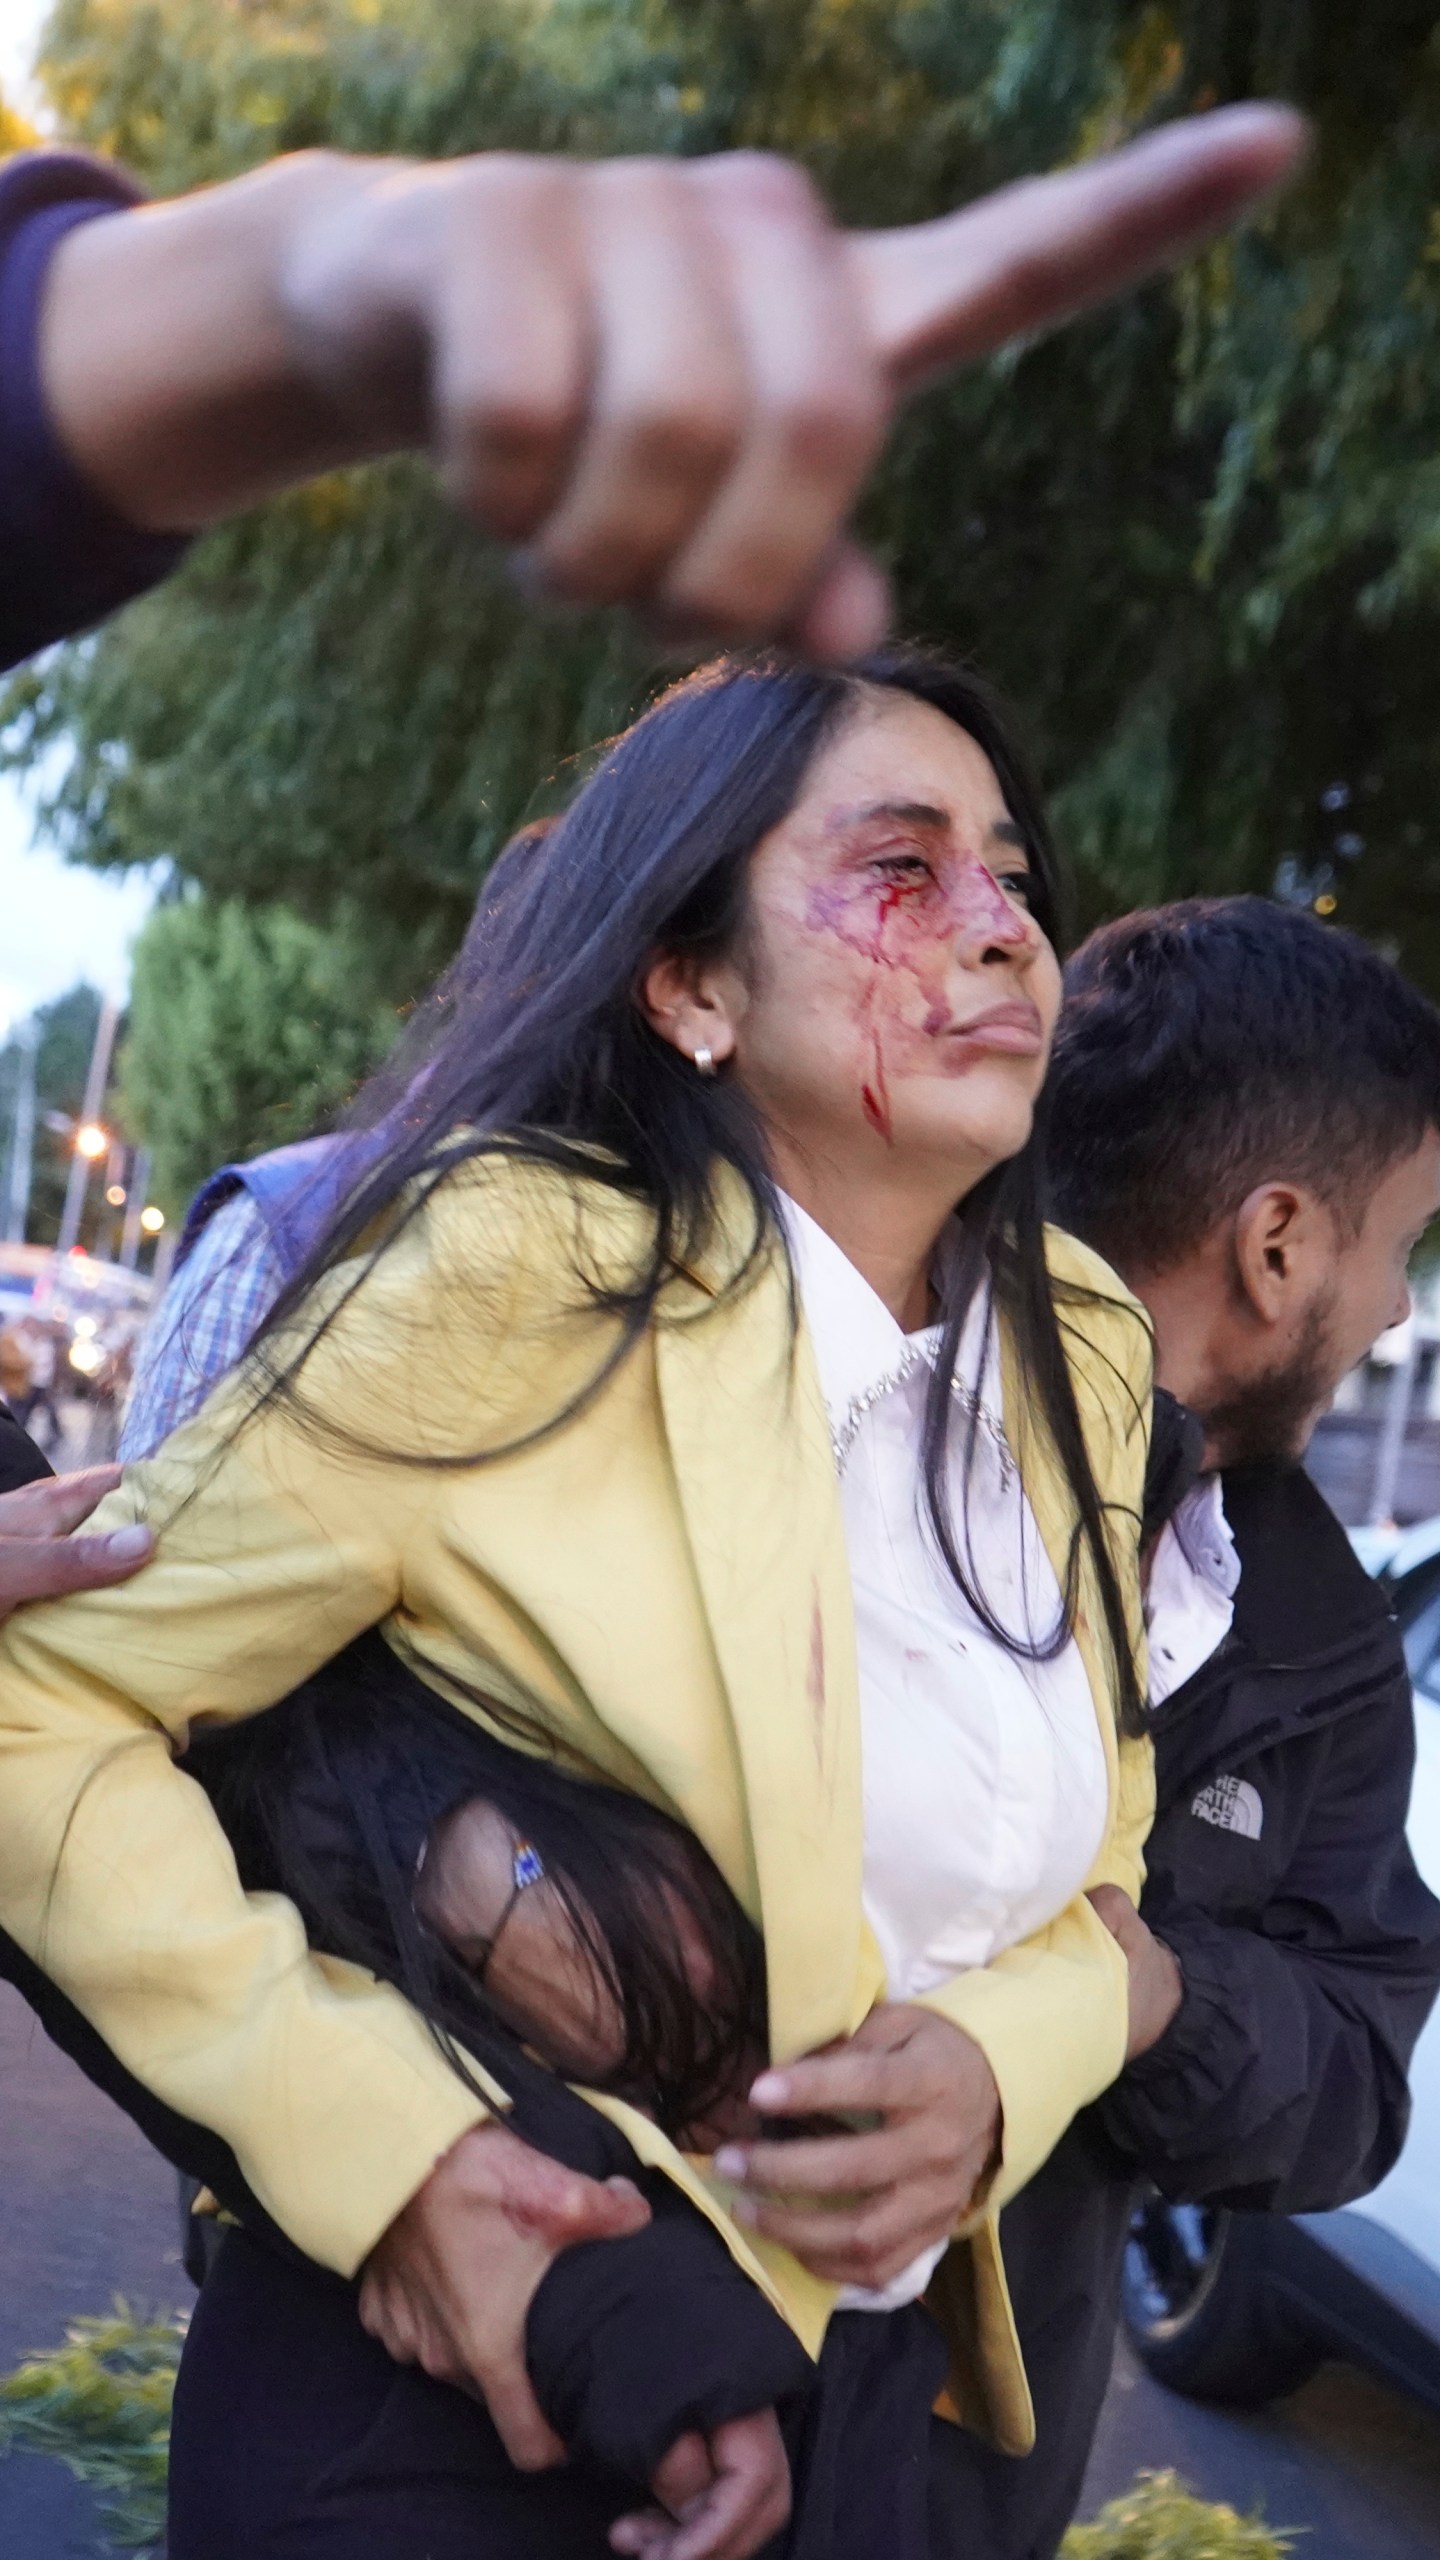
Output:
top-left (2, 1983), bottom-right (1439, 2556)
top-left (0, 1985), bottom-right (186, 2555)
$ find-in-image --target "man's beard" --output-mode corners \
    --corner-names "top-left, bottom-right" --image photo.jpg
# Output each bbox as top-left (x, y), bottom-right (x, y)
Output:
top-left (1201, 1291), bottom-right (1338, 1468)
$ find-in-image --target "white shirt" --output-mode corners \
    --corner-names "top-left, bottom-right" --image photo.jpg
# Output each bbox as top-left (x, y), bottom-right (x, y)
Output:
top-left (782, 1202), bottom-right (1111, 2309)
top-left (1146, 1473), bottom-right (1239, 1708)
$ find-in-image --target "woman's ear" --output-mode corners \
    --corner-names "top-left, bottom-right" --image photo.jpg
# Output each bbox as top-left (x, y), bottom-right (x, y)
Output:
top-left (638, 950), bottom-right (739, 1070)
top-left (1232, 1182), bottom-right (1322, 1322)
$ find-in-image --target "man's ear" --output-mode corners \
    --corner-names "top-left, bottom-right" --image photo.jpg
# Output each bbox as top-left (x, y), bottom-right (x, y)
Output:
top-left (637, 950), bottom-right (739, 1069)
top-left (1231, 1182), bottom-right (1323, 1323)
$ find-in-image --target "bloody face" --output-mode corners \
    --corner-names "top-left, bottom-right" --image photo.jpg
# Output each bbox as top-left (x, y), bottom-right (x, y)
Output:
top-left (718, 689), bottom-right (1062, 1199)
top-left (803, 798), bottom-right (1040, 1143)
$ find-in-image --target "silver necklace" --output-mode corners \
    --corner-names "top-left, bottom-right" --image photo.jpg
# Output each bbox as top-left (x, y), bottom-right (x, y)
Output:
top-left (832, 1351), bottom-right (1015, 1488)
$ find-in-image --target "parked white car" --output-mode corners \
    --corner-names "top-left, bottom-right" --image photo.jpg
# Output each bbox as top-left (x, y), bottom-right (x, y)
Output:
top-left (1120, 1531), bottom-right (1440, 2412)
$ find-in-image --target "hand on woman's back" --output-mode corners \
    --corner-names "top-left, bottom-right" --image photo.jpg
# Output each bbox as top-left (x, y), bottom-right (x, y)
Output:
top-left (0, 1470), bottom-right (153, 1620)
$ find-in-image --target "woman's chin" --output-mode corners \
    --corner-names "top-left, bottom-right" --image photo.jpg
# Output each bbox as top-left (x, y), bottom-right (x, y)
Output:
top-left (878, 1095), bottom-right (1036, 1186)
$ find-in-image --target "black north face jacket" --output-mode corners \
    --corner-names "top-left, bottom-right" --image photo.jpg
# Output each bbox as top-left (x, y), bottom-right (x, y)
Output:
top-left (930, 1458), bottom-right (1440, 2560)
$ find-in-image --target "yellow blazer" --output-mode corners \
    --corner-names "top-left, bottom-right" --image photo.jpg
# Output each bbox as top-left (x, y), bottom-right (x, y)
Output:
top-left (0, 1156), bottom-right (1153, 2452)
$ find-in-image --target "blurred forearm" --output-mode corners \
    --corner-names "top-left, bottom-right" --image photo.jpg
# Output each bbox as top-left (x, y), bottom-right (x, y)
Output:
top-left (40, 153), bottom-right (392, 530)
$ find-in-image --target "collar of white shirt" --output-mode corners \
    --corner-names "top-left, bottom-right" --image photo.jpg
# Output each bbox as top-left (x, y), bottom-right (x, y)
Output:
top-left (1146, 1471), bottom-right (1240, 1709)
top-left (777, 1191), bottom-right (1000, 1468)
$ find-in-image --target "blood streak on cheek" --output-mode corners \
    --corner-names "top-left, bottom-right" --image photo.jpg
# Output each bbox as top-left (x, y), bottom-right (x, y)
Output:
top-left (805, 872), bottom-right (942, 1147)
top-left (861, 1076), bottom-right (892, 1141)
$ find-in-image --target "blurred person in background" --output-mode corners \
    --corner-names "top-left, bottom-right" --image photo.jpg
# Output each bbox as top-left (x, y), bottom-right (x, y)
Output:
top-left (929, 898), bottom-right (1440, 2560)
top-left (0, 1320), bottom-right (32, 1426)
top-left (13, 1310), bottom-right (65, 1451)
top-left (119, 822), bottom-right (556, 1463)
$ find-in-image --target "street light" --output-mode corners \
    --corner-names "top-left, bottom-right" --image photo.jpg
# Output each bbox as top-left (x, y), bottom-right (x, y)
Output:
top-left (105, 1184), bottom-right (127, 1208)
top-left (56, 996), bottom-right (121, 1258)
top-left (139, 1205), bottom-right (166, 1235)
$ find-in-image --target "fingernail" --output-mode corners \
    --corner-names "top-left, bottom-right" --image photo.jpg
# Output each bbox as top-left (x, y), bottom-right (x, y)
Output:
top-left (713, 2147), bottom-right (747, 2181)
top-left (749, 2071), bottom-right (787, 2108)
top-left (103, 1525), bottom-right (152, 1560)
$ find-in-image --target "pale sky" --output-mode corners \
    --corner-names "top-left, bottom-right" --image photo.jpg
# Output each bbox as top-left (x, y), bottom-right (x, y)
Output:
top-left (2, 0), bottom-right (156, 1034)
top-left (0, 777), bottom-right (157, 1034)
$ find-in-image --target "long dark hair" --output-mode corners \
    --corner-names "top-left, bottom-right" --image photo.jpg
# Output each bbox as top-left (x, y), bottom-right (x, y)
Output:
top-left (188, 1632), bottom-right (766, 2141)
top-left (247, 651), bottom-right (1145, 1733)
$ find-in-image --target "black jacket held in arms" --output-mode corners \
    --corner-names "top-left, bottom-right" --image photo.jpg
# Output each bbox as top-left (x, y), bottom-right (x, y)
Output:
top-left (930, 1457), bottom-right (1440, 2560)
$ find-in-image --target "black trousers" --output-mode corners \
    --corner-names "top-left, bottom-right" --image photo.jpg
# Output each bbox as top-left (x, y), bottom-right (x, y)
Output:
top-left (925, 2124), bottom-right (1135, 2560)
top-left (169, 2229), bottom-right (639, 2559)
top-left (170, 2227), bottom-right (948, 2560)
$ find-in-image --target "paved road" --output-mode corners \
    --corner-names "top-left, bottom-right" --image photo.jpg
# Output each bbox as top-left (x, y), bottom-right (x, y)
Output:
top-left (0, 1985), bottom-right (185, 2556)
top-left (3, 1987), bottom-right (1439, 2555)
top-left (1083, 2334), bottom-right (1440, 2558)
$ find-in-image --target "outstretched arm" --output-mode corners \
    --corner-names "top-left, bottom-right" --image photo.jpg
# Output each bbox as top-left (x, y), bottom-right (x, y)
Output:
top-left (36, 107), bottom-right (1303, 660)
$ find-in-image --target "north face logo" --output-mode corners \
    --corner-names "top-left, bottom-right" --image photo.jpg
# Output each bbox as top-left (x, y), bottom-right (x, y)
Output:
top-left (1191, 1775), bottom-right (1263, 1838)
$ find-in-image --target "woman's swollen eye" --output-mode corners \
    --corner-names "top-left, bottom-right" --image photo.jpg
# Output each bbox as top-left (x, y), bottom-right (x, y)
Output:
top-left (870, 850), bottom-right (933, 885)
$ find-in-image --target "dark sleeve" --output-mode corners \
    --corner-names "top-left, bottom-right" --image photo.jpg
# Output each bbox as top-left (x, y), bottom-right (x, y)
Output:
top-left (0, 150), bottom-right (191, 671)
top-left (1099, 1700), bottom-right (1440, 2213)
top-left (527, 2173), bottom-right (813, 2484)
top-left (484, 2056), bottom-right (813, 2477)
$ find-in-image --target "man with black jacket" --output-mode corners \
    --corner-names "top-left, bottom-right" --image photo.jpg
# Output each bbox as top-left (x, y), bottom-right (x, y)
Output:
top-left (930, 896), bottom-right (1440, 2559)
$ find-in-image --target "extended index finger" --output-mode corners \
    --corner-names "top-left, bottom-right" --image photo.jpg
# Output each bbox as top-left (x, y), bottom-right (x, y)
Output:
top-left (718, 2123), bottom-right (900, 2200)
top-left (853, 103), bottom-right (1307, 395)
top-left (746, 2045), bottom-right (927, 2120)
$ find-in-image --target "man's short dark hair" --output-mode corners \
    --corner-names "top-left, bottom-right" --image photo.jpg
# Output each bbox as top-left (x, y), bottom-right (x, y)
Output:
top-left (1046, 897), bottom-right (1440, 1273)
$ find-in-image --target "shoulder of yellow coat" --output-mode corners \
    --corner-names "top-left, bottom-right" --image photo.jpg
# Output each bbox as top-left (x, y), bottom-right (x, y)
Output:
top-left (1040, 1223), bottom-right (1155, 1438)
top-left (249, 1149), bottom-right (661, 1463)
top-left (252, 1148), bottom-right (775, 1466)
top-left (1038, 1231), bottom-right (1155, 1830)
top-left (391, 1146), bottom-right (767, 1306)
top-left (1039, 1221), bottom-right (1149, 1324)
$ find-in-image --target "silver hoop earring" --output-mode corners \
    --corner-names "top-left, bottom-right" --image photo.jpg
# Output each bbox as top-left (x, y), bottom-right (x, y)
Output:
top-left (693, 1044), bottom-right (717, 1078)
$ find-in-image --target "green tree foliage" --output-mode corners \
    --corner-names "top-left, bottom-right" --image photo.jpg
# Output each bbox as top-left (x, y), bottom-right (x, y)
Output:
top-left (6, 0), bottom-right (1440, 1179)
top-left (118, 893), bottom-right (400, 1211)
top-left (0, 982), bottom-right (107, 1245)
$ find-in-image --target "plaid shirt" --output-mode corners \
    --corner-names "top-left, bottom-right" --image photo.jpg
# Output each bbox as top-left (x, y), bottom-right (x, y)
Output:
top-left (119, 1192), bottom-right (285, 1460)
